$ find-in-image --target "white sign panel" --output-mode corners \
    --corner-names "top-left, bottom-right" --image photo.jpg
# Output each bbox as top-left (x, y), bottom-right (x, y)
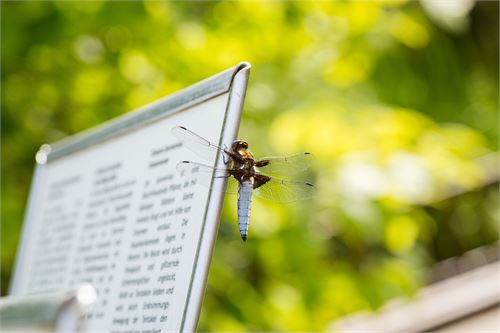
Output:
top-left (10, 63), bottom-right (251, 332)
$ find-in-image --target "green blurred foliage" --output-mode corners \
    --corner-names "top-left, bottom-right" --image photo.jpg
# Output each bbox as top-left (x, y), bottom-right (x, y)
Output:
top-left (1, 1), bottom-right (498, 331)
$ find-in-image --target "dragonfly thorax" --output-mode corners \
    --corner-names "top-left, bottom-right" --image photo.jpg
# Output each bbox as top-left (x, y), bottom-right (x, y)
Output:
top-left (229, 158), bottom-right (256, 183)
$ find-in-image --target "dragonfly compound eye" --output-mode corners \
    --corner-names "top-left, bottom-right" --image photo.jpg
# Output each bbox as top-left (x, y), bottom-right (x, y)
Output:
top-left (232, 140), bottom-right (248, 151)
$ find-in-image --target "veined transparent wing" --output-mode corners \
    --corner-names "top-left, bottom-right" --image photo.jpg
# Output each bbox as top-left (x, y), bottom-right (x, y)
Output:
top-left (176, 161), bottom-right (239, 194)
top-left (172, 126), bottom-right (226, 162)
top-left (256, 153), bottom-right (313, 178)
top-left (254, 177), bottom-right (316, 203)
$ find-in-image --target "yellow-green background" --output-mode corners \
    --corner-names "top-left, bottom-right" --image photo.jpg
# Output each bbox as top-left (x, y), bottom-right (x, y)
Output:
top-left (1, 1), bottom-right (498, 331)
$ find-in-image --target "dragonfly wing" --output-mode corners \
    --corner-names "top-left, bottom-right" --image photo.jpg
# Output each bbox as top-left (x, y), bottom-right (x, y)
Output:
top-left (256, 152), bottom-right (313, 178)
top-left (172, 126), bottom-right (227, 162)
top-left (253, 177), bottom-right (316, 203)
top-left (225, 176), bottom-right (240, 195)
top-left (176, 161), bottom-right (238, 194)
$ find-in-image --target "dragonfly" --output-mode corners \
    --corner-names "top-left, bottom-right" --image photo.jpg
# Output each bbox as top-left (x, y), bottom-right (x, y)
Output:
top-left (172, 126), bottom-right (315, 241)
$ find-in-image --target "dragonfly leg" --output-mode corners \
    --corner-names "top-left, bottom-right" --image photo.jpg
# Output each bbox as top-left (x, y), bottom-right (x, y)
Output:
top-left (223, 149), bottom-right (245, 164)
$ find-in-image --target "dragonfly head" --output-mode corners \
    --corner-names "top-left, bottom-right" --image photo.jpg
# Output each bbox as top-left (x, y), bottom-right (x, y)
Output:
top-left (232, 140), bottom-right (249, 156)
